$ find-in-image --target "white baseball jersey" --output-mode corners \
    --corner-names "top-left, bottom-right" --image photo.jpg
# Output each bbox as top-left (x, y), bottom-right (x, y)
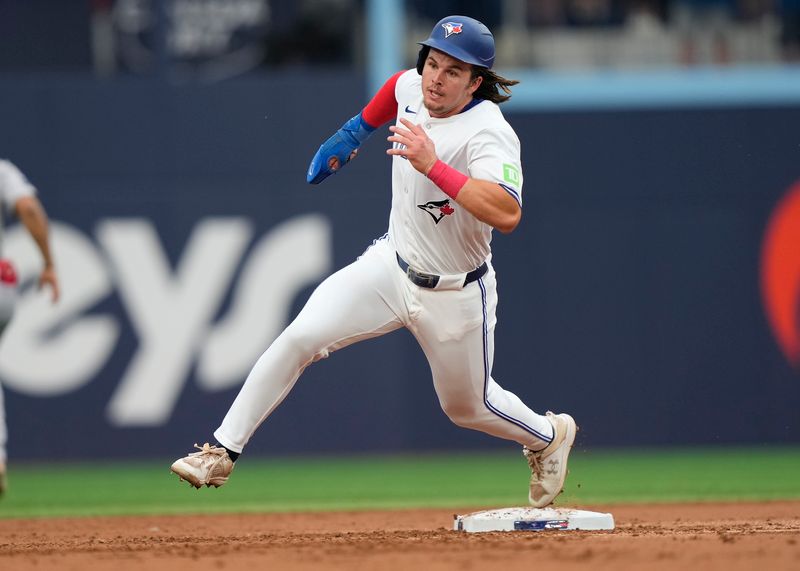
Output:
top-left (0, 160), bottom-right (37, 257)
top-left (389, 69), bottom-right (523, 275)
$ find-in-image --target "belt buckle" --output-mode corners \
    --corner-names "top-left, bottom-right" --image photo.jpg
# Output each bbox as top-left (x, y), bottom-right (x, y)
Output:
top-left (415, 269), bottom-right (438, 288)
top-left (403, 259), bottom-right (439, 288)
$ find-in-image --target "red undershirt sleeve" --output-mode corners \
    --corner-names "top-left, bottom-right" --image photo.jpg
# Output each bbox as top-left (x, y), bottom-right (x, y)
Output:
top-left (361, 70), bottom-right (405, 129)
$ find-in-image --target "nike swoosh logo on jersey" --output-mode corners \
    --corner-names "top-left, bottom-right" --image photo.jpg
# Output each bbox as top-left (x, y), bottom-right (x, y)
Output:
top-left (404, 105), bottom-right (416, 114)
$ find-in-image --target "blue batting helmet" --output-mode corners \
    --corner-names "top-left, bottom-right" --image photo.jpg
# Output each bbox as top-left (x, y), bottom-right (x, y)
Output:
top-left (416, 15), bottom-right (495, 74)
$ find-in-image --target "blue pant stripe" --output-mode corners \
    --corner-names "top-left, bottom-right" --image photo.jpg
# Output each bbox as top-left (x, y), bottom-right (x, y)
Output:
top-left (478, 277), bottom-right (552, 443)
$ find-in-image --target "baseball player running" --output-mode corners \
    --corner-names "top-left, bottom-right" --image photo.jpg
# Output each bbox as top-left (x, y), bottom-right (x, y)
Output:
top-left (0, 159), bottom-right (60, 496)
top-left (172, 15), bottom-right (577, 508)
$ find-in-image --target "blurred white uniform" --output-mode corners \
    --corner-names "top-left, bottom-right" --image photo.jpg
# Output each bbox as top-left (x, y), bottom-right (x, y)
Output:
top-left (213, 70), bottom-right (556, 454)
top-left (0, 160), bottom-right (36, 465)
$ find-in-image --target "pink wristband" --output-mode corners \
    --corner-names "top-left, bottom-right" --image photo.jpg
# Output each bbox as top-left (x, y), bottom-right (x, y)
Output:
top-left (426, 159), bottom-right (468, 200)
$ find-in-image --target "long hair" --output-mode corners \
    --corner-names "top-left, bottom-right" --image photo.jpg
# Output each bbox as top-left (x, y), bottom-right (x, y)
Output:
top-left (471, 67), bottom-right (519, 104)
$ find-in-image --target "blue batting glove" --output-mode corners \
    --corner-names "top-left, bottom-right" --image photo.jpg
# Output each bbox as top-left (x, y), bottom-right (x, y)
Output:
top-left (307, 112), bottom-right (376, 184)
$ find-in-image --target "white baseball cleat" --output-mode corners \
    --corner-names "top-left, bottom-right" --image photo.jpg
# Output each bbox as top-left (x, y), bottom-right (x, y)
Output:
top-left (523, 412), bottom-right (577, 508)
top-left (170, 443), bottom-right (234, 489)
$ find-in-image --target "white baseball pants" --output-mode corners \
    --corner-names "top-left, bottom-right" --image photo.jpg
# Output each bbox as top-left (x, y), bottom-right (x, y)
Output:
top-left (214, 237), bottom-right (554, 453)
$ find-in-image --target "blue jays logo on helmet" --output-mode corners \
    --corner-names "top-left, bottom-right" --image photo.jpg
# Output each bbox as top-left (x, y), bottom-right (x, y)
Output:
top-left (441, 22), bottom-right (463, 38)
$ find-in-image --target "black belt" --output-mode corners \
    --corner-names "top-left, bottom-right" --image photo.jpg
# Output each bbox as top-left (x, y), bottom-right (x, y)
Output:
top-left (396, 253), bottom-right (487, 289)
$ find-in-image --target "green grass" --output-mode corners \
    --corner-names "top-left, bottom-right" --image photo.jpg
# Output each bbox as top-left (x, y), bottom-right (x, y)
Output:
top-left (0, 446), bottom-right (798, 518)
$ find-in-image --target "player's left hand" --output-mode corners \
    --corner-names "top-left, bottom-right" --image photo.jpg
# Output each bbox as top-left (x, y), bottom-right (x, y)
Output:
top-left (39, 265), bottom-right (60, 303)
top-left (386, 118), bottom-right (438, 175)
top-left (327, 149), bottom-right (358, 172)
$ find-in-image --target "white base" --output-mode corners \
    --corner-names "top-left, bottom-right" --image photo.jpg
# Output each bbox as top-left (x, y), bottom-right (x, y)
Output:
top-left (453, 507), bottom-right (615, 533)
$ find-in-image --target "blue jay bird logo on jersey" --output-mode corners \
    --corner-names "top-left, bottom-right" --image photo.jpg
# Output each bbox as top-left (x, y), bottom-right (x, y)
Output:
top-left (418, 199), bottom-right (455, 224)
top-left (441, 22), bottom-right (463, 38)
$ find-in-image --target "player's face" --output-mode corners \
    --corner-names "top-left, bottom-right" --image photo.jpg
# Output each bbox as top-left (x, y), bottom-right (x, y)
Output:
top-left (421, 49), bottom-right (482, 118)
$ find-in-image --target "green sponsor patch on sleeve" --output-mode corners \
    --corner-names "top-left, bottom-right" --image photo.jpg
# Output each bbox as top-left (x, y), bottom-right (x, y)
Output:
top-left (502, 163), bottom-right (520, 186)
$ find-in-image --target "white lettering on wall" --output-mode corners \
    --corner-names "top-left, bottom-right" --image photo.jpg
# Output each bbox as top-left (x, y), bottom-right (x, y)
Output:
top-left (0, 214), bottom-right (332, 427)
top-left (99, 217), bottom-right (253, 426)
top-left (196, 214), bottom-right (331, 389)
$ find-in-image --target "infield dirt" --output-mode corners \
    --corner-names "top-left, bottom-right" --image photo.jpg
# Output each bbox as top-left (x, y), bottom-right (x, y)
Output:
top-left (1, 501), bottom-right (798, 570)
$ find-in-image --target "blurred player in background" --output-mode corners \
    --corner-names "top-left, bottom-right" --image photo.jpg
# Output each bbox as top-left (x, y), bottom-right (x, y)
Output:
top-left (171, 15), bottom-right (577, 508)
top-left (0, 159), bottom-right (60, 496)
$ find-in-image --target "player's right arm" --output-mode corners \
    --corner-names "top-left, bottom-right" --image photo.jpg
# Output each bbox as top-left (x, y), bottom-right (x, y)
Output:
top-left (306, 71), bottom-right (405, 184)
top-left (14, 195), bottom-right (59, 302)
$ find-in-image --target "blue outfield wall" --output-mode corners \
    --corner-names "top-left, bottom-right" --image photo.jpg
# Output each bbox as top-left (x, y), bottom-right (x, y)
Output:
top-left (0, 73), bottom-right (798, 460)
